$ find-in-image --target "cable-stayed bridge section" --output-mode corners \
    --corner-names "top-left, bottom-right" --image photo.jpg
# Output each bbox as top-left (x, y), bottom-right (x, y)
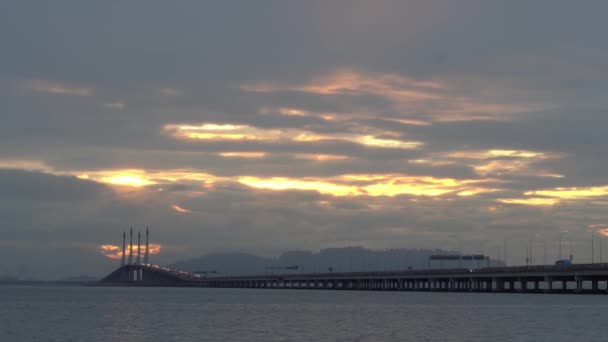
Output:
top-left (100, 264), bottom-right (202, 286)
top-left (96, 231), bottom-right (608, 293)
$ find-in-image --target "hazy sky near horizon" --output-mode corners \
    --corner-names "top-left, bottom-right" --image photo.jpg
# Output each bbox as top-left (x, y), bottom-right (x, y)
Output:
top-left (2, 1), bottom-right (608, 278)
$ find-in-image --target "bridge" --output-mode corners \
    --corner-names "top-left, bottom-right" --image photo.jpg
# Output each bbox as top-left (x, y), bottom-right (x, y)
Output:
top-left (99, 262), bottom-right (608, 293)
top-left (99, 263), bottom-right (202, 286)
top-left (98, 231), bottom-right (608, 293)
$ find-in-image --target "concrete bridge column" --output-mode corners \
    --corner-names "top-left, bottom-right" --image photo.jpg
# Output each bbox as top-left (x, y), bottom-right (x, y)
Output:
top-left (562, 280), bottom-right (568, 291)
top-left (520, 279), bottom-right (528, 291)
top-left (592, 280), bottom-right (599, 291)
top-left (494, 278), bottom-right (505, 292)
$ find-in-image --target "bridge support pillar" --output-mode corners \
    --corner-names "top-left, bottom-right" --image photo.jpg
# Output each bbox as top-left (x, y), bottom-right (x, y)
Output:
top-left (592, 280), bottom-right (598, 291)
top-left (520, 279), bottom-right (527, 291)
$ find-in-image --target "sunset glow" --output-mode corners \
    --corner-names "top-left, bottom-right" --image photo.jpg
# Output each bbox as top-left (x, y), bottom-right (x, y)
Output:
top-left (6, 1), bottom-right (608, 282)
top-left (525, 185), bottom-right (608, 200)
top-left (219, 152), bottom-right (267, 158)
top-left (497, 198), bottom-right (559, 206)
top-left (171, 205), bottom-right (192, 213)
top-left (99, 243), bottom-right (162, 259)
top-left (165, 123), bottom-right (422, 149)
top-left (237, 174), bottom-right (489, 198)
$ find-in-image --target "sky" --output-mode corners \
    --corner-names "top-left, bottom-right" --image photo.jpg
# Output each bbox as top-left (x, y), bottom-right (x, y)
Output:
top-left (2, 1), bottom-right (608, 279)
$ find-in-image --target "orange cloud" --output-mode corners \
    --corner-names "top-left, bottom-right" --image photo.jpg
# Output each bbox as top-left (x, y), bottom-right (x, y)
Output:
top-left (241, 69), bottom-right (549, 123)
top-left (171, 205), bottom-right (191, 213)
top-left (590, 225), bottom-right (608, 237)
top-left (100, 243), bottom-right (162, 259)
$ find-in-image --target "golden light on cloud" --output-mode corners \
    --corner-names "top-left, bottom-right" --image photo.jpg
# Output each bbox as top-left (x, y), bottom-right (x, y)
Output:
top-left (497, 198), bottom-right (559, 206)
top-left (360, 176), bottom-right (482, 197)
top-left (98, 172), bottom-right (156, 187)
top-left (238, 174), bottom-right (489, 198)
top-left (74, 169), bottom-right (220, 189)
top-left (241, 69), bottom-right (444, 99)
top-left (165, 123), bottom-right (422, 150)
top-left (442, 149), bottom-right (561, 178)
top-left (488, 150), bottom-right (541, 158)
top-left (448, 149), bottom-right (545, 160)
top-left (166, 123), bottom-right (287, 142)
top-left (525, 186), bottom-right (608, 200)
top-left (385, 118), bottom-right (431, 126)
top-left (362, 182), bottom-right (453, 197)
top-left (171, 204), bottom-right (192, 213)
top-left (474, 159), bottom-right (530, 177)
top-left (219, 152), bottom-right (266, 158)
top-left (240, 69), bottom-right (546, 122)
top-left (353, 135), bottom-right (422, 149)
top-left (239, 176), bottom-right (359, 197)
top-left (590, 225), bottom-right (608, 237)
top-left (294, 154), bottom-right (350, 161)
top-left (99, 245), bottom-right (121, 259)
top-left (99, 243), bottom-right (162, 259)
top-left (76, 169), bottom-right (158, 187)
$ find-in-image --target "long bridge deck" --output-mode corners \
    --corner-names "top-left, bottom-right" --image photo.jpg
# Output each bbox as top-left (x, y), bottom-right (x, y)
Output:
top-left (100, 263), bottom-right (608, 293)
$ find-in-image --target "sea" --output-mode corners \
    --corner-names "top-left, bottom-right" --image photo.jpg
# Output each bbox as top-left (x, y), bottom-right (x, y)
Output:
top-left (2, 284), bottom-right (608, 341)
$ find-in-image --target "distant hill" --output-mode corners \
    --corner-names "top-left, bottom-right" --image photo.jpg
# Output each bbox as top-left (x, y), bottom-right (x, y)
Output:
top-left (171, 247), bottom-right (504, 276)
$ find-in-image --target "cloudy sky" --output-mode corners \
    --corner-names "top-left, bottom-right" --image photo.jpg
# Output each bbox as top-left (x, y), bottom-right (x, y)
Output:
top-left (2, 1), bottom-right (608, 278)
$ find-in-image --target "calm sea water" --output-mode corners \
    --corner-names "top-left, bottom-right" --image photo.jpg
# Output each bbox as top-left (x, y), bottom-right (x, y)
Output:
top-left (2, 285), bottom-right (608, 341)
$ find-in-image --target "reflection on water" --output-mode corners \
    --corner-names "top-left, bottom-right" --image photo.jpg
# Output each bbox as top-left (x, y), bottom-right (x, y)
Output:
top-left (1, 285), bottom-right (608, 341)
